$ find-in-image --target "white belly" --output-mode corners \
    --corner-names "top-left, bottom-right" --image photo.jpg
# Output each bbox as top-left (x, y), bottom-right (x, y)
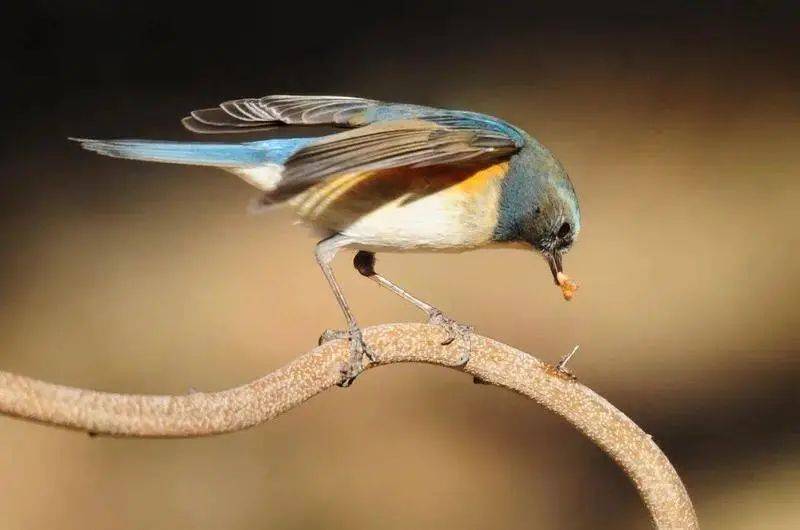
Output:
top-left (337, 189), bottom-right (498, 250)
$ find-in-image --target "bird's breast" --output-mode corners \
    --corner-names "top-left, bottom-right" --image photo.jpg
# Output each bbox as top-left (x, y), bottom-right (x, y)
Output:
top-left (290, 162), bottom-right (509, 251)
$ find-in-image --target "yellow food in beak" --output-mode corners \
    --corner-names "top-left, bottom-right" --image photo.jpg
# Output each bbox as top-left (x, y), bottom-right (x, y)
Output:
top-left (556, 272), bottom-right (579, 301)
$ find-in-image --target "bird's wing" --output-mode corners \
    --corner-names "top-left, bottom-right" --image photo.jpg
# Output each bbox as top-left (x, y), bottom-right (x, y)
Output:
top-left (278, 118), bottom-right (520, 193)
top-left (182, 95), bottom-right (527, 145)
top-left (184, 95), bottom-right (526, 193)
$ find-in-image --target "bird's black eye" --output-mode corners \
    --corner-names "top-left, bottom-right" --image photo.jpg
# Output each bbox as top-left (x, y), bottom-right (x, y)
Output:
top-left (557, 222), bottom-right (571, 238)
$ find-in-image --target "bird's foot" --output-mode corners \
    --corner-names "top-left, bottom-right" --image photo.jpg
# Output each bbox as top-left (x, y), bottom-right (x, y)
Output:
top-left (427, 310), bottom-right (473, 366)
top-left (318, 329), bottom-right (348, 345)
top-left (319, 326), bottom-right (376, 387)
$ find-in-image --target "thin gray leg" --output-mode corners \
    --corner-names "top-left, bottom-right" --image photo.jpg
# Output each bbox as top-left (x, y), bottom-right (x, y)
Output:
top-left (353, 251), bottom-right (472, 362)
top-left (353, 251), bottom-right (438, 313)
top-left (315, 235), bottom-right (374, 386)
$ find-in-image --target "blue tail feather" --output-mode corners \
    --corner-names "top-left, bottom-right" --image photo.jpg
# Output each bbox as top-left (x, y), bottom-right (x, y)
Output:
top-left (71, 137), bottom-right (313, 167)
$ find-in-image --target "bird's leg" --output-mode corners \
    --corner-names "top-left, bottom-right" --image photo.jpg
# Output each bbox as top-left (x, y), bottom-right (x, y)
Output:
top-left (353, 251), bottom-right (472, 365)
top-left (315, 236), bottom-right (375, 387)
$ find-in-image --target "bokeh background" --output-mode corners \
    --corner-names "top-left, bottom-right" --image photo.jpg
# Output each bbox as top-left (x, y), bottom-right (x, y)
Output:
top-left (1, 1), bottom-right (798, 529)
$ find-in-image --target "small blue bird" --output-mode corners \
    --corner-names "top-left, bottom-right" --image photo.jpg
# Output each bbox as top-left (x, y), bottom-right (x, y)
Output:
top-left (73, 95), bottom-right (581, 384)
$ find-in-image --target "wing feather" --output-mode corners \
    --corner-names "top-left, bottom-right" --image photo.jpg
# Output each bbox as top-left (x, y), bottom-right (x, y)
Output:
top-left (186, 95), bottom-right (379, 132)
top-left (259, 95), bottom-right (374, 124)
top-left (279, 119), bottom-right (518, 191)
top-left (181, 116), bottom-right (276, 134)
top-left (191, 108), bottom-right (269, 127)
top-left (220, 100), bottom-right (265, 121)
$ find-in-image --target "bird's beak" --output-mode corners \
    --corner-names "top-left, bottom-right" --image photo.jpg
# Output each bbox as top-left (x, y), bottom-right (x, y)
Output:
top-left (545, 250), bottom-right (579, 300)
top-left (546, 251), bottom-right (563, 286)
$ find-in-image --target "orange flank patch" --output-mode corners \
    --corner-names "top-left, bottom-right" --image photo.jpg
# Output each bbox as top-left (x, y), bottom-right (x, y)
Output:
top-left (292, 160), bottom-right (510, 223)
top-left (453, 161), bottom-right (510, 195)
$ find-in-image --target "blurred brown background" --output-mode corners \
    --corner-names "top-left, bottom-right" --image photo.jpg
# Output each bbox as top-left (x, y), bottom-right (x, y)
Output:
top-left (0, 2), bottom-right (798, 529)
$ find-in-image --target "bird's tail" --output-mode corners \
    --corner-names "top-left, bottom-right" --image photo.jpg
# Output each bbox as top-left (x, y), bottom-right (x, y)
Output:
top-left (70, 137), bottom-right (314, 191)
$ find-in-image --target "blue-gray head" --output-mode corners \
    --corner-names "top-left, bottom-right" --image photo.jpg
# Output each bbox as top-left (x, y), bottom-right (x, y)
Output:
top-left (494, 140), bottom-right (581, 292)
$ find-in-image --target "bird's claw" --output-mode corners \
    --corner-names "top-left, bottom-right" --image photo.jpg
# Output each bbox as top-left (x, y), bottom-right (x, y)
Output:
top-left (428, 310), bottom-right (473, 346)
top-left (318, 328), bottom-right (349, 345)
top-left (320, 327), bottom-right (376, 387)
top-left (428, 310), bottom-right (473, 366)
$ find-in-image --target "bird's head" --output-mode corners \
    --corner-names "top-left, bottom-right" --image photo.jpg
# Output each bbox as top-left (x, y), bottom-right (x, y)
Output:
top-left (494, 141), bottom-right (581, 299)
top-left (529, 184), bottom-right (580, 294)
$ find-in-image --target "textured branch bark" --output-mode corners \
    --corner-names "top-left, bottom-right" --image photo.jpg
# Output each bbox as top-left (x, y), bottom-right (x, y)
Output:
top-left (0, 323), bottom-right (698, 529)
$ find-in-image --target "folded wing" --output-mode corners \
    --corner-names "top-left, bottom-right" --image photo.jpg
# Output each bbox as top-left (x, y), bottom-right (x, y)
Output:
top-left (183, 94), bottom-right (527, 198)
top-left (279, 119), bottom-right (518, 193)
top-left (182, 95), bottom-right (526, 143)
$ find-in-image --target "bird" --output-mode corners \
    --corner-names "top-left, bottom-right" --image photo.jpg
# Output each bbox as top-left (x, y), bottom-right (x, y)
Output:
top-left (72, 95), bottom-right (581, 385)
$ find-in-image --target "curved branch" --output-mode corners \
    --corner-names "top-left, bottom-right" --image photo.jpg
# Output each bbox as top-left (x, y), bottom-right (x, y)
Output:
top-left (0, 323), bottom-right (697, 529)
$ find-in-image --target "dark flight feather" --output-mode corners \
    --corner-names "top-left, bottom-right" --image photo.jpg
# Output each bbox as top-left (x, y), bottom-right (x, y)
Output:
top-left (279, 119), bottom-right (518, 191)
top-left (182, 95), bottom-right (379, 133)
